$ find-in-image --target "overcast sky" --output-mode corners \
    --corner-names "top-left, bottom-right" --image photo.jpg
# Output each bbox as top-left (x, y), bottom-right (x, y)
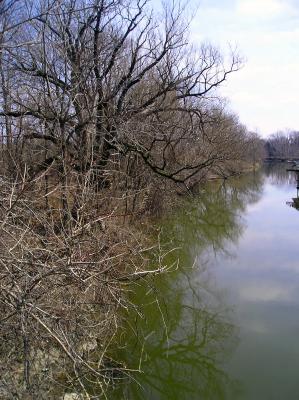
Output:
top-left (189, 0), bottom-right (299, 137)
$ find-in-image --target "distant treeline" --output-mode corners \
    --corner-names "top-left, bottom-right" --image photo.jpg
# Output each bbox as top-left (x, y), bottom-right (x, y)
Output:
top-left (265, 130), bottom-right (299, 159)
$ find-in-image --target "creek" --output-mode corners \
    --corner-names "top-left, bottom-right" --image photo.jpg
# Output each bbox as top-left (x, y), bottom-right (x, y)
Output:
top-left (111, 164), bottom-right (299, 400)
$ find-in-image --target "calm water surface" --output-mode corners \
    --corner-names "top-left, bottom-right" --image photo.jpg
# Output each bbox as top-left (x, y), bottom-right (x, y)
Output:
top-left (112, 165), bottom-right (299, 400)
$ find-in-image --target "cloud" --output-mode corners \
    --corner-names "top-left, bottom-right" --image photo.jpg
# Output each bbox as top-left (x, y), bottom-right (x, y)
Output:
top-left (236, 0), bottom-right (294, 18)
top-left (239, 283), bottom-right (291, 302)
top-left (190, 0), bottom-right (299, 136)
top-left (220, 59), bottom-right (299, 135)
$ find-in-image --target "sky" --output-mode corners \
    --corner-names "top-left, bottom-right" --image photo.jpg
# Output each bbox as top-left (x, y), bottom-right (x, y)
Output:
top-left (189, 0), bottom-right (299, 138)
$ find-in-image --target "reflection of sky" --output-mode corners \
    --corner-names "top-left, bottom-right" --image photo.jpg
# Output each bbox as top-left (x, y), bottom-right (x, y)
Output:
top-left (206, 174), bottom-right (299, 399)
top-left (217, 181), bottom-right (299, 293)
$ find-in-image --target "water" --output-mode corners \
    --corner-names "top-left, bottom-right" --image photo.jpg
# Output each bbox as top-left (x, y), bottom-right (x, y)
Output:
top-left (111, 165), bottom-right (299, 400)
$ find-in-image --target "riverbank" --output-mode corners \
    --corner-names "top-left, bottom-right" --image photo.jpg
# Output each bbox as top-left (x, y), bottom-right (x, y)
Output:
top-left (0, 160), bottom-right (264, 398)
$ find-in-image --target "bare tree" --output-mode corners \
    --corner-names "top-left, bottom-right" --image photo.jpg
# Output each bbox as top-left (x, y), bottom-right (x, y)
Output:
top-left (0, 0), bottom-right (242, 183)
top-left (266, 129), bottom-right (299, 160)
top-left (0, 1), bottom-right (261, 397)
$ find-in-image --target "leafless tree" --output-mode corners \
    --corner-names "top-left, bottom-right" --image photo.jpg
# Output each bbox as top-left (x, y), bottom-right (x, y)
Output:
top-left (266, 129), bottom-right (299, 159)
top-left (0, 0), bottom-right (242, 183)
top-left (0, 0), bottom-right (263, 397)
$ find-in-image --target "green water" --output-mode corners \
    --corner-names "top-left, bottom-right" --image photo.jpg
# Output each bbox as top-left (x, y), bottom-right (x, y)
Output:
top-left (111, 165), bottom-right (299, 400)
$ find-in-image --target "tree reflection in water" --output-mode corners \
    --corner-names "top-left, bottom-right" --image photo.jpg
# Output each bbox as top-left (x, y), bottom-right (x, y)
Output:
top-left (264, 162), bottom-right (296, 187)
top-left (112, 172), bottom-right (264, 400)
